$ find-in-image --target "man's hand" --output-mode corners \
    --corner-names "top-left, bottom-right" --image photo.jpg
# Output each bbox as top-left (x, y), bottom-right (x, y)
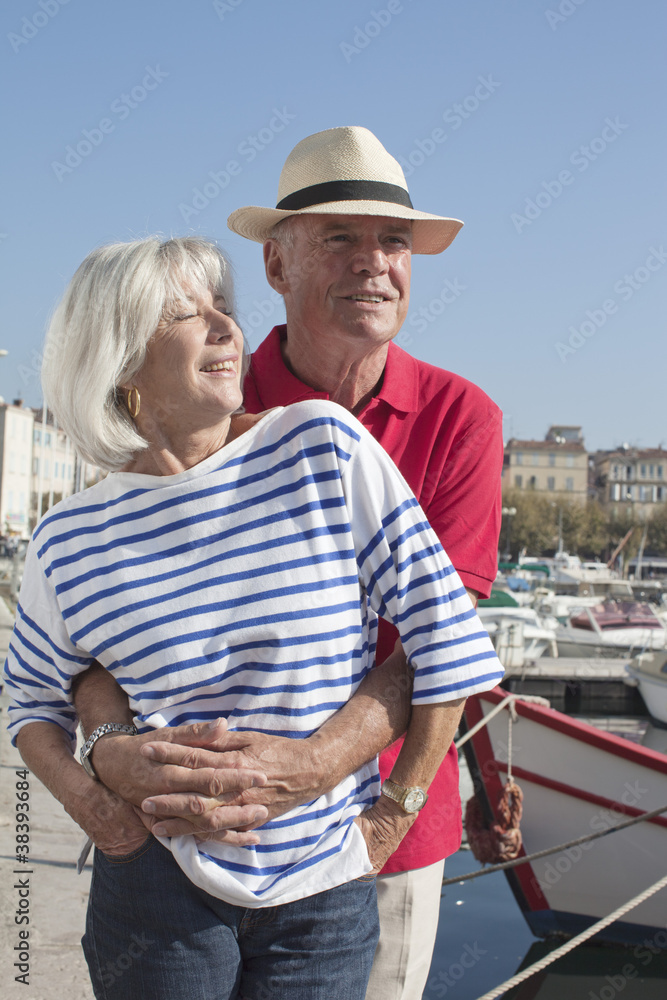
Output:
top-left (135, 723), bottom-right (332, 838)
top-left (354, 796), bottom-right (416, 874)
top-left (91, 720), bottom-right (273, 840)
top-left (65, 782), bottom-right (150, 857)
top-left (15, 721), bottom-right (149, 857)
top-left (74, 642), bottom-right (412, 842)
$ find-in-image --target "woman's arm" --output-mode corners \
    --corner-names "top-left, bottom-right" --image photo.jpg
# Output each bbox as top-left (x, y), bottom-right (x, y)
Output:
top-left (354, 698), bottom-right (466, 872)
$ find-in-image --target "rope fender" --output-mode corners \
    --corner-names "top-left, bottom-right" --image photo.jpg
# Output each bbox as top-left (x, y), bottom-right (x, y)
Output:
top-left (465, 780), bottom-right (524, 865)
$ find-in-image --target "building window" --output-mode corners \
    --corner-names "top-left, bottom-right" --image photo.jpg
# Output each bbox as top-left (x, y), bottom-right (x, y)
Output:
top-left (547, 477), bottom-right (555, 490)
top-left (34, 430), bottom-right (41, 444)
top-left (33, 458), bottom-right (39, 476)
top-left (532, 453), bottom-right (539, 466)
top-left (640, 464), bottom-right (647, 478)
top-left (626, 466), bottom-right (633, 480)
top-left (514, 475), bottom-right (523, 488)
top-left (658, 487), bottom-right (665, 501)
top-left (515, 453), bottom-right (523, 466)
top-left (566, 455), bottom-right (574, 468)
top-left (658, 466), bottom-right (663, 479)
top-left (566, 477), bottom-right (574, 491)
top-left (548, 453), bottom-right (556, 467)
top-left (528, 476), bottom-right (537, 489)
top-left (649, 465), bottom-right (655, 478)
top-left (54, 462), bottom-right (59, 478)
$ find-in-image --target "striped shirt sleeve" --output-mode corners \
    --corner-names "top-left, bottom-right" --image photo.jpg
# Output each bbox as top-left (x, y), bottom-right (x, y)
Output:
top-left (334, 410), bottom-right (504, 702)
top-left (4, 540), bottom-right (92, 747)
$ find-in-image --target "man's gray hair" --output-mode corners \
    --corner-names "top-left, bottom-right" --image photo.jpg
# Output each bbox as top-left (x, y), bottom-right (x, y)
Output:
top-left (41, 236), bottom-right (237, 472)
top-left (268, 215), bottom-right (299, 248)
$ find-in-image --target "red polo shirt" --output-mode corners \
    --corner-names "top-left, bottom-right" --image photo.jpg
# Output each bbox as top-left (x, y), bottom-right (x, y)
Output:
top-left (243, 326), bottom-right (503, 870)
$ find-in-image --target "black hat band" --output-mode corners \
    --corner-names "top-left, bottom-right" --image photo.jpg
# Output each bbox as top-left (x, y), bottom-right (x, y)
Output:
top-left (276, 179), bottom-right (414, 212)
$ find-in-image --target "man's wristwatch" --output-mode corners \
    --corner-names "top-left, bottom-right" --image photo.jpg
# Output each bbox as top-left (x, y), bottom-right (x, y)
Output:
top-left (80, 723), bottom-right (137, 780)
top-left (381, 778), bottom-right (428, 814)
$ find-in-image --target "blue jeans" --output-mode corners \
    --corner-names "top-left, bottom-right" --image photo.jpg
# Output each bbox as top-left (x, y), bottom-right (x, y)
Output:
top-left (82, 836), bottom-right (379, 1000)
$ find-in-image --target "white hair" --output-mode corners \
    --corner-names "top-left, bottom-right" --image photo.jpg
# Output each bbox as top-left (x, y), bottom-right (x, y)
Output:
top-left (268, 215), bottom-right (300, 248)
top-left (41, 236), bottom-right (239, 472)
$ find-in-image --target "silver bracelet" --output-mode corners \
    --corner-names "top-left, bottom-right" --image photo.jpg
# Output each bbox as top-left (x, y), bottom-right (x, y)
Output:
top-left (80, 723), bottom-right (137, 780)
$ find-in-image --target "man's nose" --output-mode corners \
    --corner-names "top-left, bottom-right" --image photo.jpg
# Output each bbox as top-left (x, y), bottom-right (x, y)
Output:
top-left (350, 244), bottom-right (390, 275)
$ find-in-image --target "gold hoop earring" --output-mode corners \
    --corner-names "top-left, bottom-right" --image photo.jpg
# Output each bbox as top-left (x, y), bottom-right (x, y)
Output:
top-left (126, 387), bottom-right (141, 419)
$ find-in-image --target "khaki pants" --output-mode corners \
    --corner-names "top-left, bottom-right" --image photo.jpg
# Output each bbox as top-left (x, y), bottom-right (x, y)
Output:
top-left (365, 858), bottom-right (445, 1000)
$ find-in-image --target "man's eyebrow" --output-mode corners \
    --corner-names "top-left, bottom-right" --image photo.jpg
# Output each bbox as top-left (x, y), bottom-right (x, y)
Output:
top-left (317, 221), bottom-right (412, 234)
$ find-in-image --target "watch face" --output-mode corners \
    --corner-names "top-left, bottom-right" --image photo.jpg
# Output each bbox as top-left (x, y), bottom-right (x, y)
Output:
top-left (403, 789), bottom-right (427, 813)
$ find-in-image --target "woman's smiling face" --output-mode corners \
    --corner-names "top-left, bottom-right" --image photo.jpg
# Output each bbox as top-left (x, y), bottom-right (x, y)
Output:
top-left (130, 285), bottom-right (245, 439)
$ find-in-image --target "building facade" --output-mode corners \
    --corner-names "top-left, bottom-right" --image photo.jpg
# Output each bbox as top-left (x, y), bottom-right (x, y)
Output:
top-left (0, 402), bottom-right (34, 538)
top-left (592, 446), bottom-right (667, 518)
top-left (502, 425), bottom-right (588, 502)
top-left (0, 401), bottom-right (104, 538)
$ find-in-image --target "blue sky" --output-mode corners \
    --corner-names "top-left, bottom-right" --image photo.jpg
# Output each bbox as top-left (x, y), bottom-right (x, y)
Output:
top-left (2, 0), bottom-right (665, 451)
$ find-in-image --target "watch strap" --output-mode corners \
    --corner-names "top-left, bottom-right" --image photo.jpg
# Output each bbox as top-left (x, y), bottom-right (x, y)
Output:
top-left (381, 778), bottom-right (428, 813)
top-left (80, 723), bottom-right (137, 780)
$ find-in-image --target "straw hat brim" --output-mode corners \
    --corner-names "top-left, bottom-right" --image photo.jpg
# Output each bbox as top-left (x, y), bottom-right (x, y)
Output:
top-left (227, 203), bottom-right (463, 255)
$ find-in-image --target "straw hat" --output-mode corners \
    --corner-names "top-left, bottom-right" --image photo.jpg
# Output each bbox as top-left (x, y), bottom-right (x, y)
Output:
top-left (227, 126), bottom-right (463, 255)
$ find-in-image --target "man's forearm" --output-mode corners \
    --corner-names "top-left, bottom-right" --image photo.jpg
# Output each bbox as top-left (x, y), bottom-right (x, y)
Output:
top-left (353, 697), bottom-right (466, 871)
top-left (304, 641), bottom-right (411, 791)
top-left (388, 698), bottom-right (466, 790)
top-left (15, 721), bottom-right (149, 854)
top-left (73, 661), bottom-right (134, 738)
top-left (72, 645), bottom-right (412, 820)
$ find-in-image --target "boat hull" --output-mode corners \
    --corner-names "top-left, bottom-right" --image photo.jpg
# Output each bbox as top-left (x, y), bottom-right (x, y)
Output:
top-left (555, 624), bottom-right (666, 658)
top-left (462, 688), bottom-right (667, 947)
top-left (626, 665), bottom-right (667, 727)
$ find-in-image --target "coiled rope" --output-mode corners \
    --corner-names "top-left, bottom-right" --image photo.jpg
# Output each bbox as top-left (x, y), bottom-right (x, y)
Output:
top-left (443, 802), bottom-right (667, 886)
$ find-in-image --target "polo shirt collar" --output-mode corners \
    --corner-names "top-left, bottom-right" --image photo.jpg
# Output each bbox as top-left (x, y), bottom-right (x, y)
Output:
top-left (249, 326), bottom-right (419, 414)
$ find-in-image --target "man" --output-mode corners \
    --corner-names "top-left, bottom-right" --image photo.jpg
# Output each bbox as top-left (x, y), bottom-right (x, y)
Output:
top-left (66, 127), bottom-right (503, 1000)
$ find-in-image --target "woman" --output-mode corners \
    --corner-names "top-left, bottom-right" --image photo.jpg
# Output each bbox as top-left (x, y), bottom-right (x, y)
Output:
top-left (4, 237), bottom-right (503, 999)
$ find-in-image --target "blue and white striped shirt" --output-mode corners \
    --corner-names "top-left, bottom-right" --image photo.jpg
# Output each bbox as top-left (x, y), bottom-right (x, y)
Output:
top-left (4, 401), bottom-right (503, 905)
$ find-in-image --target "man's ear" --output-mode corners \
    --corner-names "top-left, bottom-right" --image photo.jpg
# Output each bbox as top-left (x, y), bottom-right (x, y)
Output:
top-left (264, 240), bottom-right (289, 294)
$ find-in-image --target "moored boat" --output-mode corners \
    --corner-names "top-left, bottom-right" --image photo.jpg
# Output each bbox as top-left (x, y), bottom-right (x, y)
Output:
top-left (460, 687), bottom-right (667, 948)
top-left (626, 650), bottom-right (667, 727)
top-left (556, 600), bottom-right (666, 658)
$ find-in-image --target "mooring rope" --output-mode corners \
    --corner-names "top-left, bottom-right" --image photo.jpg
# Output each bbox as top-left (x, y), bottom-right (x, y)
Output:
top-left (473, 871), bottom-right (667, 1000)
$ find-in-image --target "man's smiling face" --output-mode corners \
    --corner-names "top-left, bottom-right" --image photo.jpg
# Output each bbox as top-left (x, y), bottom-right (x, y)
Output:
top-left (272, 214), bottom-right (412, 350)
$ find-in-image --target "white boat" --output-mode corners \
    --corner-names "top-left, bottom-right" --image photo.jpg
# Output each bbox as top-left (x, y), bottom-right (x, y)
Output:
top-left (555, 600), bottom-right (667, 658)
top-left (626, 650), bottom-right (667, 726)
top-left (477, 590), bottom-right (558, 668)
top-left (533, 581), bottom-right (635, 623)
top-left (461, 688), bottom-right (667, 947)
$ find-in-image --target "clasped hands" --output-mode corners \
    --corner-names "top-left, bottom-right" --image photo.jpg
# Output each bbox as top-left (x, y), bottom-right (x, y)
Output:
top-left (91, 719), bottom-right (325, 843)
top-left (87, 719), bottom-right (410, 872)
